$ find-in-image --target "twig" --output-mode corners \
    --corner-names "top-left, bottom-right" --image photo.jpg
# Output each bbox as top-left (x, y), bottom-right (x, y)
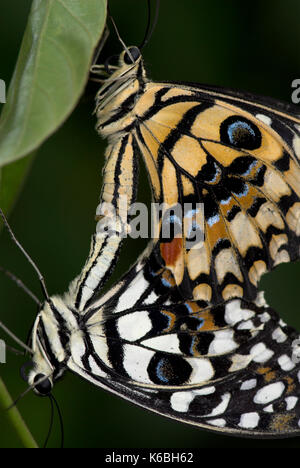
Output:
top-left (0, 377), bottom-right (38, 448)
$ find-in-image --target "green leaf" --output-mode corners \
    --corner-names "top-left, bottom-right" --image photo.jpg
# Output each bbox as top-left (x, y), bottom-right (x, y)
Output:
top-left (0, 0), bottom-right (107, 447)
top-left (0, 0), bottom-right (107, 168)
top-left (0, 154), bottom-right (34, 214)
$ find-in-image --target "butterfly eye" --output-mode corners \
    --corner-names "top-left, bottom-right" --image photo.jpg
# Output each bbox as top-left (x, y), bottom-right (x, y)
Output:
top-left (34, 373), bottom-right (52, 396)
top-left (123, 46), bottom-right (141, 64)
top-left (220, 116), bottom-right (262, 150)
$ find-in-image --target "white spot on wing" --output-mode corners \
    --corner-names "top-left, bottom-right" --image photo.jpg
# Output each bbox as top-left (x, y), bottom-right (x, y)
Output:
top-left (188, 357), bottom-right (214, 383)
top-left (250, 343), bottom-right (274, 363)
top-left (224, 300), bottom-right (254, 325)
top-left (142, 335), bottom-right (180, 353)
top-left (277, 354), bottom-right (295, 371)
top-left (263, 404), bottom-right (274, 413)
top-left (254, 291), bottom-right (267, 307)
top-left (118, 311), bottom-right (152, 341)
top-left (240, 379), bottom-right (257, 391)
top-left (193, 386), bottom-right (215, 396)
top-left (254, 382), bottom-right (285, 404)
top-left (208, 418), bottom-right (226, 427)
top-left (239, 412), bottom-right (260, 429)
top-left (115, 274), bottom-right (149, 313)
top-left (143, 291), bottom-right (158, 305)
top-left (237, 319), bottom-right (255, 330)
top-left (229, 353), bottom-right (252, 372)
top-left (256, 114), bottom-right (272, 126)
top-left (285, 396), bottom-right (297, 410)
top-left (272, 327), bottom-right (287, 343)
top-left (170, 391), bottom-right (194, 412)
top-left (206, 392), bottom-right (230, 417)
top-left (208, 330), bottom-right (237, 354)
top-left (123, 344), bottom-right (154, 384)
top-left (259, 312), bottom-right (271, 323)
top-left (170, 386), bottom-right (216, 413)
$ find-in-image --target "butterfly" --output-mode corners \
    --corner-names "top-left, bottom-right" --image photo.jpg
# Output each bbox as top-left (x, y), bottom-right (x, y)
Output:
top-left (4, 40), bottom-right (300, 438)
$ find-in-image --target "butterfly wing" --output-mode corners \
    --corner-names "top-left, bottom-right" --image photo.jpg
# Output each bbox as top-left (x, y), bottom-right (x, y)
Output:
top-left (134, 82), bottom-right (300, 303)
top-left (66, 79), bottom-right (300, 436)
top-left (68, 252), bottom-right (300, 437)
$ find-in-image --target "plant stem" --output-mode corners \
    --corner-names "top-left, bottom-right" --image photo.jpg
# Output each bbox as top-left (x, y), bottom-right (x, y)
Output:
top-left (0, 377), bottom-right (38, 448)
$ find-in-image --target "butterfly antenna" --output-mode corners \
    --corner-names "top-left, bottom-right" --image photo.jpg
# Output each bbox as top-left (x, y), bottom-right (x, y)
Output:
top-left (139, 0), bottom-right (160, 49)
top-left (51, 394), bottom-right (64, 449)
top-left (91, 25), bottom-right (110, 67)
top-left (44, 396), bottom-right (54, 448)
top-left (6, 373), bottom-right (53, 411)
top-left (5, 382), bottom-right (36, 410)
top-left (0, 266), bottom-right (41, 306)
top-left (0, 208), bottom-right (50, 302)
top-left (6, 344), bottom-right (25, 356)
top-left (107, 5), bottom-right (134, 62)
top-left (0, 320), bottom-right (33, 355)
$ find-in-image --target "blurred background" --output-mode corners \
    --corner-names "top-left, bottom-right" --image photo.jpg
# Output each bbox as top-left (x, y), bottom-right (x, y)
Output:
top-left (1, 0), bottom-right (300, 448)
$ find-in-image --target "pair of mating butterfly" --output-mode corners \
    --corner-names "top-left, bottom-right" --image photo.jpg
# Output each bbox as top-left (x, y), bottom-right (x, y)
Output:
top-left (2, 9), bottom-right (300, 439)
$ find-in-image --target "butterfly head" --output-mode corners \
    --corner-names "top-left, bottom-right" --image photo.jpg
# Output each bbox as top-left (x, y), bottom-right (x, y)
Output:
top-left (22, 298), bottom-right (72, 396)
top-left (21, 353), bottom-right (54, 398)
top-left (20, 366), bottom-right (53, 397)
top-left (122, 46), bottom-right (142, 65)
top-left (31, 373), bottom-right (53, 397)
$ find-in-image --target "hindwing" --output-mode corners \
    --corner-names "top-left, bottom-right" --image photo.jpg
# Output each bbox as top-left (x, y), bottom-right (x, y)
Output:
top-left (68, 252), bottom-right (300, 437)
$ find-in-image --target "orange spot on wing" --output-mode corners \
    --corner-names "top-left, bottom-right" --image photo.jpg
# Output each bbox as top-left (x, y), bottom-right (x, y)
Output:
top-left (255, 366), bottom-right (277, 382)
top-left (238, 185), bottom-right (257, 211)
top-left (206, 216), bottom-right (228, 248)
top-left (284, 376), bottom-right (296, 394)
top-left (160, 238), bottom-right (183, 267)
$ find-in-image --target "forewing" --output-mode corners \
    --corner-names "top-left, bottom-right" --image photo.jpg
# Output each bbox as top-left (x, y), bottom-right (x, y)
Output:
top-left (135, 83), bottom-right (300, 303)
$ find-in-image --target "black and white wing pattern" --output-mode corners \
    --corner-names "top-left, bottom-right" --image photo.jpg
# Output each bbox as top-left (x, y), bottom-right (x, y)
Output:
top-left (67, 250), bottom-right (300, 437)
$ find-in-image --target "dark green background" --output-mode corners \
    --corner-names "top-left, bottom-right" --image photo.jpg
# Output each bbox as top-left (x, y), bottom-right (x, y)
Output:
top-left (1, 0), bottom-right (300, 448)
